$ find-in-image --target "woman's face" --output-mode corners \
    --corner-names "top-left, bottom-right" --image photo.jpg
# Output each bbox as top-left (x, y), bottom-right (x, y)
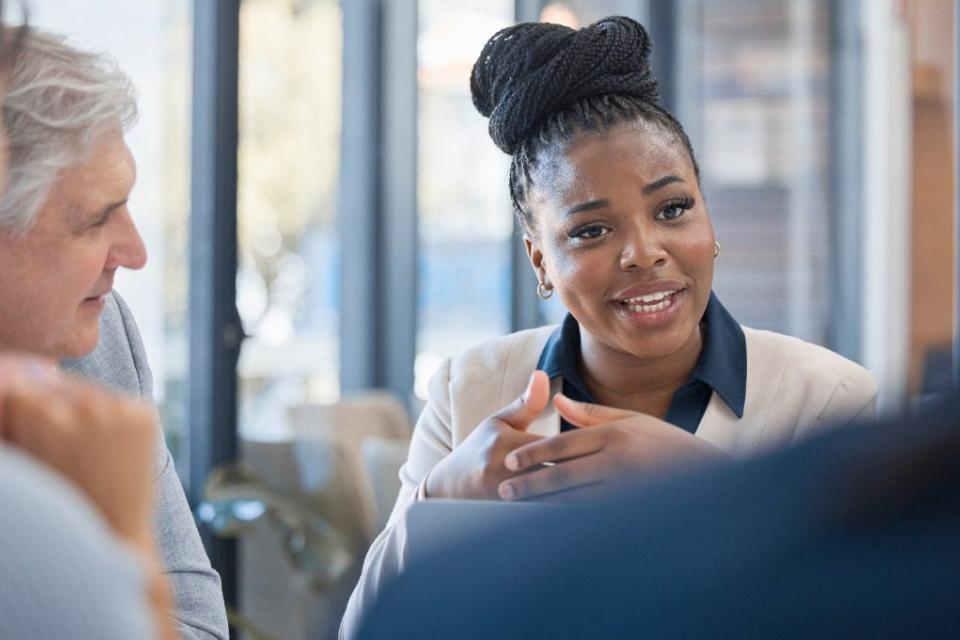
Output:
top-left (525, 120), bottom-right (715, 365)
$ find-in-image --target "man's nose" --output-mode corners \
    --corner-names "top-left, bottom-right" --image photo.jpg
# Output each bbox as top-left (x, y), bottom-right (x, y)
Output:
top-left (106, 212), bottom-right (147, 271)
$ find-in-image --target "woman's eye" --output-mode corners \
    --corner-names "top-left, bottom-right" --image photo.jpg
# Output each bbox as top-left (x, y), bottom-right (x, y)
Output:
top-left (569, 224), bottom-right (609, 240)
top-left (658, 206), bottom-right (684, 221)
top-left (655, 198), bottom-right (695, 221)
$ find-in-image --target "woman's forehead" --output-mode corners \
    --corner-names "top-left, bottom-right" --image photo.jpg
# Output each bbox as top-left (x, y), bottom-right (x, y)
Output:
top-left (534, 124), bottom-right (694, 201)
top-left (570, 122), bottom-right (688, 171)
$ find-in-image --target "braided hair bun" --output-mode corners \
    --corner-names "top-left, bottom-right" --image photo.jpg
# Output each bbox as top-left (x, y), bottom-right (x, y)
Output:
top-left (470, 16), bottom-right (659, 155)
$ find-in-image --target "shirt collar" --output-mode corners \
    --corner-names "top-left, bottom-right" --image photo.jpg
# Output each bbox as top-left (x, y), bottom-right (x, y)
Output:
top-left (694, 292), bottom-right (746, 418)
top-left (535, 292), bottom-right (746, 418)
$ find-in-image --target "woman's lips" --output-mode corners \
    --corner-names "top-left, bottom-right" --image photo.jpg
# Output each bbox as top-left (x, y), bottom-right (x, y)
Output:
top-left (614, 288), bottom-right (686, 328)
top-left (620, 288), bottom-right (680, 313)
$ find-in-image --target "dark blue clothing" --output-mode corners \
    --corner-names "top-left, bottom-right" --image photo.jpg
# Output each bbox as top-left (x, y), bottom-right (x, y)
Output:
top-left (357, 397), bottom-right (960, 640)
top-left (536, 292), bottom-right (747, 433)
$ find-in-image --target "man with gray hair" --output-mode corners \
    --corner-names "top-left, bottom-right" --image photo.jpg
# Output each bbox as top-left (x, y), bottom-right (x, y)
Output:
top-left (0, 28), bottom-right (228, 639)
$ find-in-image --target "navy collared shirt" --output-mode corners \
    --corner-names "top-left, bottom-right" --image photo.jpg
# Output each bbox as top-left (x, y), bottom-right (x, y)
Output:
top-left (536, 292), bottom-right (747, 434)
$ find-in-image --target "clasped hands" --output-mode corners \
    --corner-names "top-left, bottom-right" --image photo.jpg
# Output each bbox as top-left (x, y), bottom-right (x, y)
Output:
top-left (426, 370), bottom-right (729, 502)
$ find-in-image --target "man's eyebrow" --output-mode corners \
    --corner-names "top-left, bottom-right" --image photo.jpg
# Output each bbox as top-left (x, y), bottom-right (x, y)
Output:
top-left (562, 199), bottom-right (610, 217)
top-left (641, 175), bottom-right (685, 195)
top-left (90, 199), bottom-right (128, 221)
top-left (70, 199), bottom-right (127, 232)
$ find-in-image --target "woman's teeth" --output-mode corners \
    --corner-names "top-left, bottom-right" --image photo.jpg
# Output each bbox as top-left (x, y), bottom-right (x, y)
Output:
top-left (621, 290), bottom-right (678, 314)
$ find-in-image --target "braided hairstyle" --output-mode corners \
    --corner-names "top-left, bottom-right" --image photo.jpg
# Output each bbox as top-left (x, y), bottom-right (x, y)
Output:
top-left (470, 16), bottom-right (699, 231)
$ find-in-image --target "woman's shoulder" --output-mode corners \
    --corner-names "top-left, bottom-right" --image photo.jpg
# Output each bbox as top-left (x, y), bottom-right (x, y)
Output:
top-left (424, 325), bottom-right (558, 431)
top-left (448, 325), bottom-right (557, 379)
top-left (742, 326), bottom-right (876, 395)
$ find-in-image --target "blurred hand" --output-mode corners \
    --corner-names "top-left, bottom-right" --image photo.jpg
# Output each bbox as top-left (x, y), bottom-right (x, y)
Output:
top-left (0, 354), bottom-right (175, 640)
top-left (425, 371), bottom-right (550, 500)
top-left (0, 356), bottom-right (157, 549)
top-left (498, 394), bottom-right (731, 502)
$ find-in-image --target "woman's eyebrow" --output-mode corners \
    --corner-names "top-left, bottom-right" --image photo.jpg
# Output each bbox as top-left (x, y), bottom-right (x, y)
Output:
top-left (641, 175), bottom-right (685, 195)
top-left (563, 199), bottom-right (610, 217)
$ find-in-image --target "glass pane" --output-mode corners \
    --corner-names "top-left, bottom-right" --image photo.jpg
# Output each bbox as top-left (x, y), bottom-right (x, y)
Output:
top-left (18, 0), bottom-right (194, 477)
top-left (416, 0), bottom-right (515, 399)
top-left (237, 0), bottom-right (342, 440)
top-left (540, 0), bottom-right (648, 26)
top-left (682, 0), bottom-right (833, 343)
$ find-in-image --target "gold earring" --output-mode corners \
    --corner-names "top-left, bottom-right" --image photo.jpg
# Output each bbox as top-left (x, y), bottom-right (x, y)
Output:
top-left (536, 281), bottom-right (554, 300)
top-left (714, 241), bottom-right (720, 258)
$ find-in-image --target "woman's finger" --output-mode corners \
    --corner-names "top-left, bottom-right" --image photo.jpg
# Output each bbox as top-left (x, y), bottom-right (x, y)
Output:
top-left (499, 454), bottom-right (608, 501)
top-left (505, 427), bottom-right (606, 472)
top-left (553, 393), bottom-right (641, 428)
top-left (492, 370), bottom-right (551, 431)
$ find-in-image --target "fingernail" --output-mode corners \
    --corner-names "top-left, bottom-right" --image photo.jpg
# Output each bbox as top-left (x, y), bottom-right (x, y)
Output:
top-left (499, 483), bottom-right (514, 500)
top-left (522, 374), bottom-right (535, 403)
top-left (505, 453), bottom-right (518, 471)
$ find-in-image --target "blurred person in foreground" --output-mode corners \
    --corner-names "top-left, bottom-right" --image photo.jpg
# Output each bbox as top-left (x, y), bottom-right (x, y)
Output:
top-left (0, 27), bottom-right (227, 639)
top-left (342, 17), bottom-right (876, 636)
top-left (358, 394), bottom-right (960, 639)
top-left (0, 358), bottom-right (176, 639)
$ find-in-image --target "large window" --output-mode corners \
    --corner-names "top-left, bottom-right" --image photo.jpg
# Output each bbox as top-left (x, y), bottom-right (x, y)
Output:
top-left (679, 0), bottom-right (834, 343)
top-left (415, 0), bottom-right (515, 399)
top-left (237, 0), bottom-right (342, 440)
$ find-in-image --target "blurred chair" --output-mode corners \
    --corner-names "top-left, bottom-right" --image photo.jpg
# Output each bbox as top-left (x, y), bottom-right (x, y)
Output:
top-left (359, 437), bottom-right (409, 531)
top-left (199, 390), bottom-right (412, 640)
top-left (286, 391), bottom-right (412, 542)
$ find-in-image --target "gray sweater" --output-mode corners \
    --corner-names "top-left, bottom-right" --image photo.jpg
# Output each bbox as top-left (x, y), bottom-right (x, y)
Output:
top-left (62, 291), bottom-right (229, 640)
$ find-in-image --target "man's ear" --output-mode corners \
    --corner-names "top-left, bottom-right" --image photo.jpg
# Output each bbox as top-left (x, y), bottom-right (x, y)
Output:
top-left (523, 234), bottom-right (549, 286)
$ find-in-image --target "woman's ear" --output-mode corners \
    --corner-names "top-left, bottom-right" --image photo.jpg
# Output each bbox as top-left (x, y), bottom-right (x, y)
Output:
top-left (524, 234), bottom-right (549, 286)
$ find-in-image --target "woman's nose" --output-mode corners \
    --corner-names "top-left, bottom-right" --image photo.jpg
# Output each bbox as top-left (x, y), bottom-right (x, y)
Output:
top-left (619, 232), bottom-right (667, 271)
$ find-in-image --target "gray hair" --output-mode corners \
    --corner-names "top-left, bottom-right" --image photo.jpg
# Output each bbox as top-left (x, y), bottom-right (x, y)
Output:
top-left (0, 28), bottom-right (137, 235)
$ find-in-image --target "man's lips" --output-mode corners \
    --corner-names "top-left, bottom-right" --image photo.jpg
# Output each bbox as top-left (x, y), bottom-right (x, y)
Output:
top-left (85, 282), bottom-right (114, 302)
top-left (83, 291), bottom-right (110, 304)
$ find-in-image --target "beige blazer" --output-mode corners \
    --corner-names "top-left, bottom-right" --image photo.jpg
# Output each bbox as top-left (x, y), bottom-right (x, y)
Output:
top-left (340, 324), bottom-right (877, 638)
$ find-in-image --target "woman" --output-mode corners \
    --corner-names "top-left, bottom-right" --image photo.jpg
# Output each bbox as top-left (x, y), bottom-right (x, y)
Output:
top-left (341, 16), bottom-right (876, 637)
